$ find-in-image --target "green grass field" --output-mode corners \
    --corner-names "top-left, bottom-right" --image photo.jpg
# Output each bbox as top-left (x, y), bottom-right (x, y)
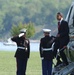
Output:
top-left (0, 51), bottom-right (42, 75)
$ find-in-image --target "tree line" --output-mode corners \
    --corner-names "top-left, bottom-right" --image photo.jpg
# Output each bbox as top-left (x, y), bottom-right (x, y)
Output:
top-left (0, 0), bottom-right (73, 39)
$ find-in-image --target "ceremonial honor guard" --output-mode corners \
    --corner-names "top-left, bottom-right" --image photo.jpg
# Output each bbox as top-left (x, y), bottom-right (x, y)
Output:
top-left (11, 28), bottom-right (30, 75)
top-left (39, 29), bottom-right (54, 75)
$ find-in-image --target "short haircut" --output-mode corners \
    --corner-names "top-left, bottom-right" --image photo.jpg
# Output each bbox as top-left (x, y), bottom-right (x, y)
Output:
top-left (57, 12), bottom-right (63, 17)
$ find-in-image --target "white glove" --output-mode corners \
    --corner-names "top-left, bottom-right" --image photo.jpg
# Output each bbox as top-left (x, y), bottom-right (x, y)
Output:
top-left (19, 33), bottom-right (24, 37)
top-left (41, 57), bottom-right (44, 60)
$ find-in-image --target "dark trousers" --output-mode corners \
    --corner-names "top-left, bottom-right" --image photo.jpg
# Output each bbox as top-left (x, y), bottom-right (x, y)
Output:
top-left (53, 39), bottom-right (61, 64)
top-left (16, 58), bottom-right (28, 75)
top-left (53, 39), bottom-right (68, 65)
top-left (42, 59), bottom-right (52, 75)
top-left (59, 49), bottom-right (68, 65)
top-left (59, 42), bottom-right (69, 65)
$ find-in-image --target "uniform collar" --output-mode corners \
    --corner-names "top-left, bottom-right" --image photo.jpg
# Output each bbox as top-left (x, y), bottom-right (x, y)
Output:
top-left (45, 35), bottom-right (50, 37)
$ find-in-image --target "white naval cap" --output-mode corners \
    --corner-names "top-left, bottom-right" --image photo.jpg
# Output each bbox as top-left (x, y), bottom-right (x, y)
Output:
top-left (43, 29), bottom-right (51, 33)
top-left (20, 28), bottom-right (27, 33)
top-left (19, 28), bottom-right (27, 37)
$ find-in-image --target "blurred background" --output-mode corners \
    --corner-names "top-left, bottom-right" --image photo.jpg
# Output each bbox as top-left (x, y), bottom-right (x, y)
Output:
top-left (0, 0), bottom-right (73, 41)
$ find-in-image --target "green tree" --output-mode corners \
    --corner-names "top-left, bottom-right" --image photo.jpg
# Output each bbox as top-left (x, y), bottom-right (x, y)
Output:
top-left (0, 0), bottom-right (73, 39)
top-left (26, 22), bottom-right (35, 38)
top-left (11, 22), bottom-right (35, 38)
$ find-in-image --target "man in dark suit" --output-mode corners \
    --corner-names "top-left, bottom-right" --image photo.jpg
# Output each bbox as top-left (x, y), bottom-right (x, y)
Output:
top-left (54, 12), bottom-right (70, 66)
top-left (11, 28), bottom-right (30, 75)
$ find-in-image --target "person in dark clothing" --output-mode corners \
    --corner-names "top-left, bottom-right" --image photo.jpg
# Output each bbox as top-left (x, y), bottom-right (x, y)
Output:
top-left (54, 12), bottom-right (70, 66)
top-left (11, 28), bottom-right (30, 75)
top-left (39, 29), bottom-right (54, 75)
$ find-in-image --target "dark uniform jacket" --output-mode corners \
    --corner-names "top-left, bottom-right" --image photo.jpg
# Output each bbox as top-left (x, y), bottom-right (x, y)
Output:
top-left (58, 20), bottom-right (70, 47)
top-left (11, 36), bottom-right (30, 59)
top-left (39, 36), bottom-right (54, 60)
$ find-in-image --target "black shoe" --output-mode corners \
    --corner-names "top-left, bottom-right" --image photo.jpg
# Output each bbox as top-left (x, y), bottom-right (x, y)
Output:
top-left (62, 63), bottom-right (68, 66)
top-left (57, 63), bottom-right (68, 69)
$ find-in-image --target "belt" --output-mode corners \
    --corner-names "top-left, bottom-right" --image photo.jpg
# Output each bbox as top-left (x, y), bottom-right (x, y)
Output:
top-left (42, 48), bottom-right (52, 51)
top-left (17, 46), bottom-right (25, 49)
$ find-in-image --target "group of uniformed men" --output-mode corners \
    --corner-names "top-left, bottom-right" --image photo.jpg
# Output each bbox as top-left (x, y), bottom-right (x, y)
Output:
top-left (11, 12), bottom-right (69, 75)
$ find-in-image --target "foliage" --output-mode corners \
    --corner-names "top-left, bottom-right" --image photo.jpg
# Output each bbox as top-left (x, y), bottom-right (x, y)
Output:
top-left (26, 22), bottom-right (35, 38)
top-left (0, 0), bottom-right (73, 38)
top-left (11, 22), bottom-right (35, 38)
